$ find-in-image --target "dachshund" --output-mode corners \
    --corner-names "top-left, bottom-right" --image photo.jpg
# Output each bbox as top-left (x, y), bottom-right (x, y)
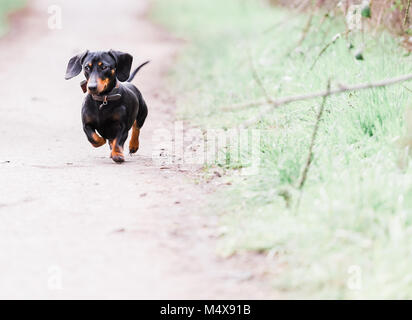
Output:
top-left (65, 50), bottom-right (148, 163)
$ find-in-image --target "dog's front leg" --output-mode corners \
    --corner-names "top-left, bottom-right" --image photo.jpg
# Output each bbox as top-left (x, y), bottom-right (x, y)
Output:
top-left (83, 124), bottom-right (106, 148)
top-left (109, 123), bottom-right (128, 163)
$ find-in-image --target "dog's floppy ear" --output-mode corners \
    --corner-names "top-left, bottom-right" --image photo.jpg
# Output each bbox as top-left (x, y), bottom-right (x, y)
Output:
top-left (109, 50), bottom-right (133, 82)
top-left (65, 50), bottom-right (89, 80)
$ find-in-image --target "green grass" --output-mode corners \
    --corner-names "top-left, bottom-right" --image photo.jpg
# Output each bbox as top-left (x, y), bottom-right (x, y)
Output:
top-left (0, 0), bottom-right (26, 36)
top-left (152, 0), bottom-right (412, 298)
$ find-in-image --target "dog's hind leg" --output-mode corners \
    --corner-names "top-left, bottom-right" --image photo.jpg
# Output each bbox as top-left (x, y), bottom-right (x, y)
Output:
top-left (129, 121), bottom-right (140, 154)
top-left (129, 93), bottom-right (148, 154)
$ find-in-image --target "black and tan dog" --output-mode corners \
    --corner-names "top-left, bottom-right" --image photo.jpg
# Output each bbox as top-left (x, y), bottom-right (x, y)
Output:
top-left (65, 50), bottom-right (148, 163)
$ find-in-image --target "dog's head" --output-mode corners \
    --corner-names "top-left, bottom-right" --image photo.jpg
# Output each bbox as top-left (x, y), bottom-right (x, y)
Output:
top-left (65, 50), bottom-right (133, 94)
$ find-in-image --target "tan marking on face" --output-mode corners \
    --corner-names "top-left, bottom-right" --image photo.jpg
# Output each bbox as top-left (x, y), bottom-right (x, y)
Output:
top-left (111, 69), bottom-right (115, 75)
top-left (97, 78), bottom-right (110, 93)
top-left (98, 62), bottom-right (103, 66)
top-left (88, 63), bottom-right (92, 67)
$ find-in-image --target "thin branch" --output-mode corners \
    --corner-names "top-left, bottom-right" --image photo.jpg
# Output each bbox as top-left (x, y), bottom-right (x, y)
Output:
top-left (374, 0), bottom-right (387, 35)
top-left (247, 48), bottom-right (275, 105)
top-left (228, 72), bottom-right (412, 127)
top-left (310, 32), bottom-right (342, 70)
top-left (222, 98), bottom-right (266, 111)
top-left (284, 11), bottom-right (315, 57)
top-left (404, 0), bottom-right (411, 28)
top-left (297, 13), bottom-right (314, 47)
top-left (297, 80), bottom-right (331, 190)
top-left (402, 84), bottom-right (412, 93)
top-left (273, 73), bottom-right (412, 106)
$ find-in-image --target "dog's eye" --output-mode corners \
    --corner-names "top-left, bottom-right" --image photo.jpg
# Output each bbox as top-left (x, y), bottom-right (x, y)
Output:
top-left (84, 65), bottom-right (90, 71)
top-left (101, 65), bottom-right (108, 70)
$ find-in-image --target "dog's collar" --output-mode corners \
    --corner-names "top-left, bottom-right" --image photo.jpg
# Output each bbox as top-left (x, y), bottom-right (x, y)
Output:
top-left (80, 80), bottom-right (122, 110)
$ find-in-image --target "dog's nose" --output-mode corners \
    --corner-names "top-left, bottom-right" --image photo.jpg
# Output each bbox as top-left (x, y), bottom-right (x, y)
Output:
top-left (88, 83), bottom-right (97, 92)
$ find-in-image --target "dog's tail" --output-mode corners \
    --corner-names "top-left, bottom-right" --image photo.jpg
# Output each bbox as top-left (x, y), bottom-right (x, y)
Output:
top-left (127, 60), bottom-right (150, 82)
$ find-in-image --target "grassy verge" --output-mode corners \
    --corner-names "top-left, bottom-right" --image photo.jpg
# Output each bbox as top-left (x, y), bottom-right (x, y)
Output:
top-left (152, 0), bottom-right (412, 298)
top-left (0, 0), bottom-right (26, 37)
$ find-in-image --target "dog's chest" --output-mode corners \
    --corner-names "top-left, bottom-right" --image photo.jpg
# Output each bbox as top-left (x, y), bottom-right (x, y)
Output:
top-left (94, 110), bottom-right (120, 134)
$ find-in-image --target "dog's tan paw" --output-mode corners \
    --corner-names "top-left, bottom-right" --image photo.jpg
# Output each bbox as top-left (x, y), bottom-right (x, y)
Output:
top-left (91, 133), bottom-right (106, 148)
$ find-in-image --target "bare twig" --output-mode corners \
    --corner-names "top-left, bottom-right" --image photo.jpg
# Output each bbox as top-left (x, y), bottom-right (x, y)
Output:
top-left (273, 72), bottom-right (412, 106)
top-left (294, 80), bottom-right (331, 212)
top-left (297, 80), bottom-right (331, 190)
top-left (222, 98), bottom-right (267, 111)
top-left (296, 10), bottom-right (315, 47)
top-left (317, 12), bottom-right (329, 31)
top-left (285, 12), bottom-right (315, 57)
top-left (404, 0), bottom-right (411, 28)
top-left (222, 48), bottom-right (276, 111)
top-left (402, 84), bottom-right (412, 93)
top-left (298, 13), bottom-right (314, 47)
top-left (227, 72), bottom-right (412, 127)
top-left (247, 48), bottom-right (275, 105)
top-left (310, 32), bottom-right (342, 70)
top-left (374, 0), bottom-right (387, 35)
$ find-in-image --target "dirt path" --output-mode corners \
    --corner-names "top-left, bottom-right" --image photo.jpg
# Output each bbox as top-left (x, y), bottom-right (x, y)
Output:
top-left (0, 0), bottom-right (274, 299)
